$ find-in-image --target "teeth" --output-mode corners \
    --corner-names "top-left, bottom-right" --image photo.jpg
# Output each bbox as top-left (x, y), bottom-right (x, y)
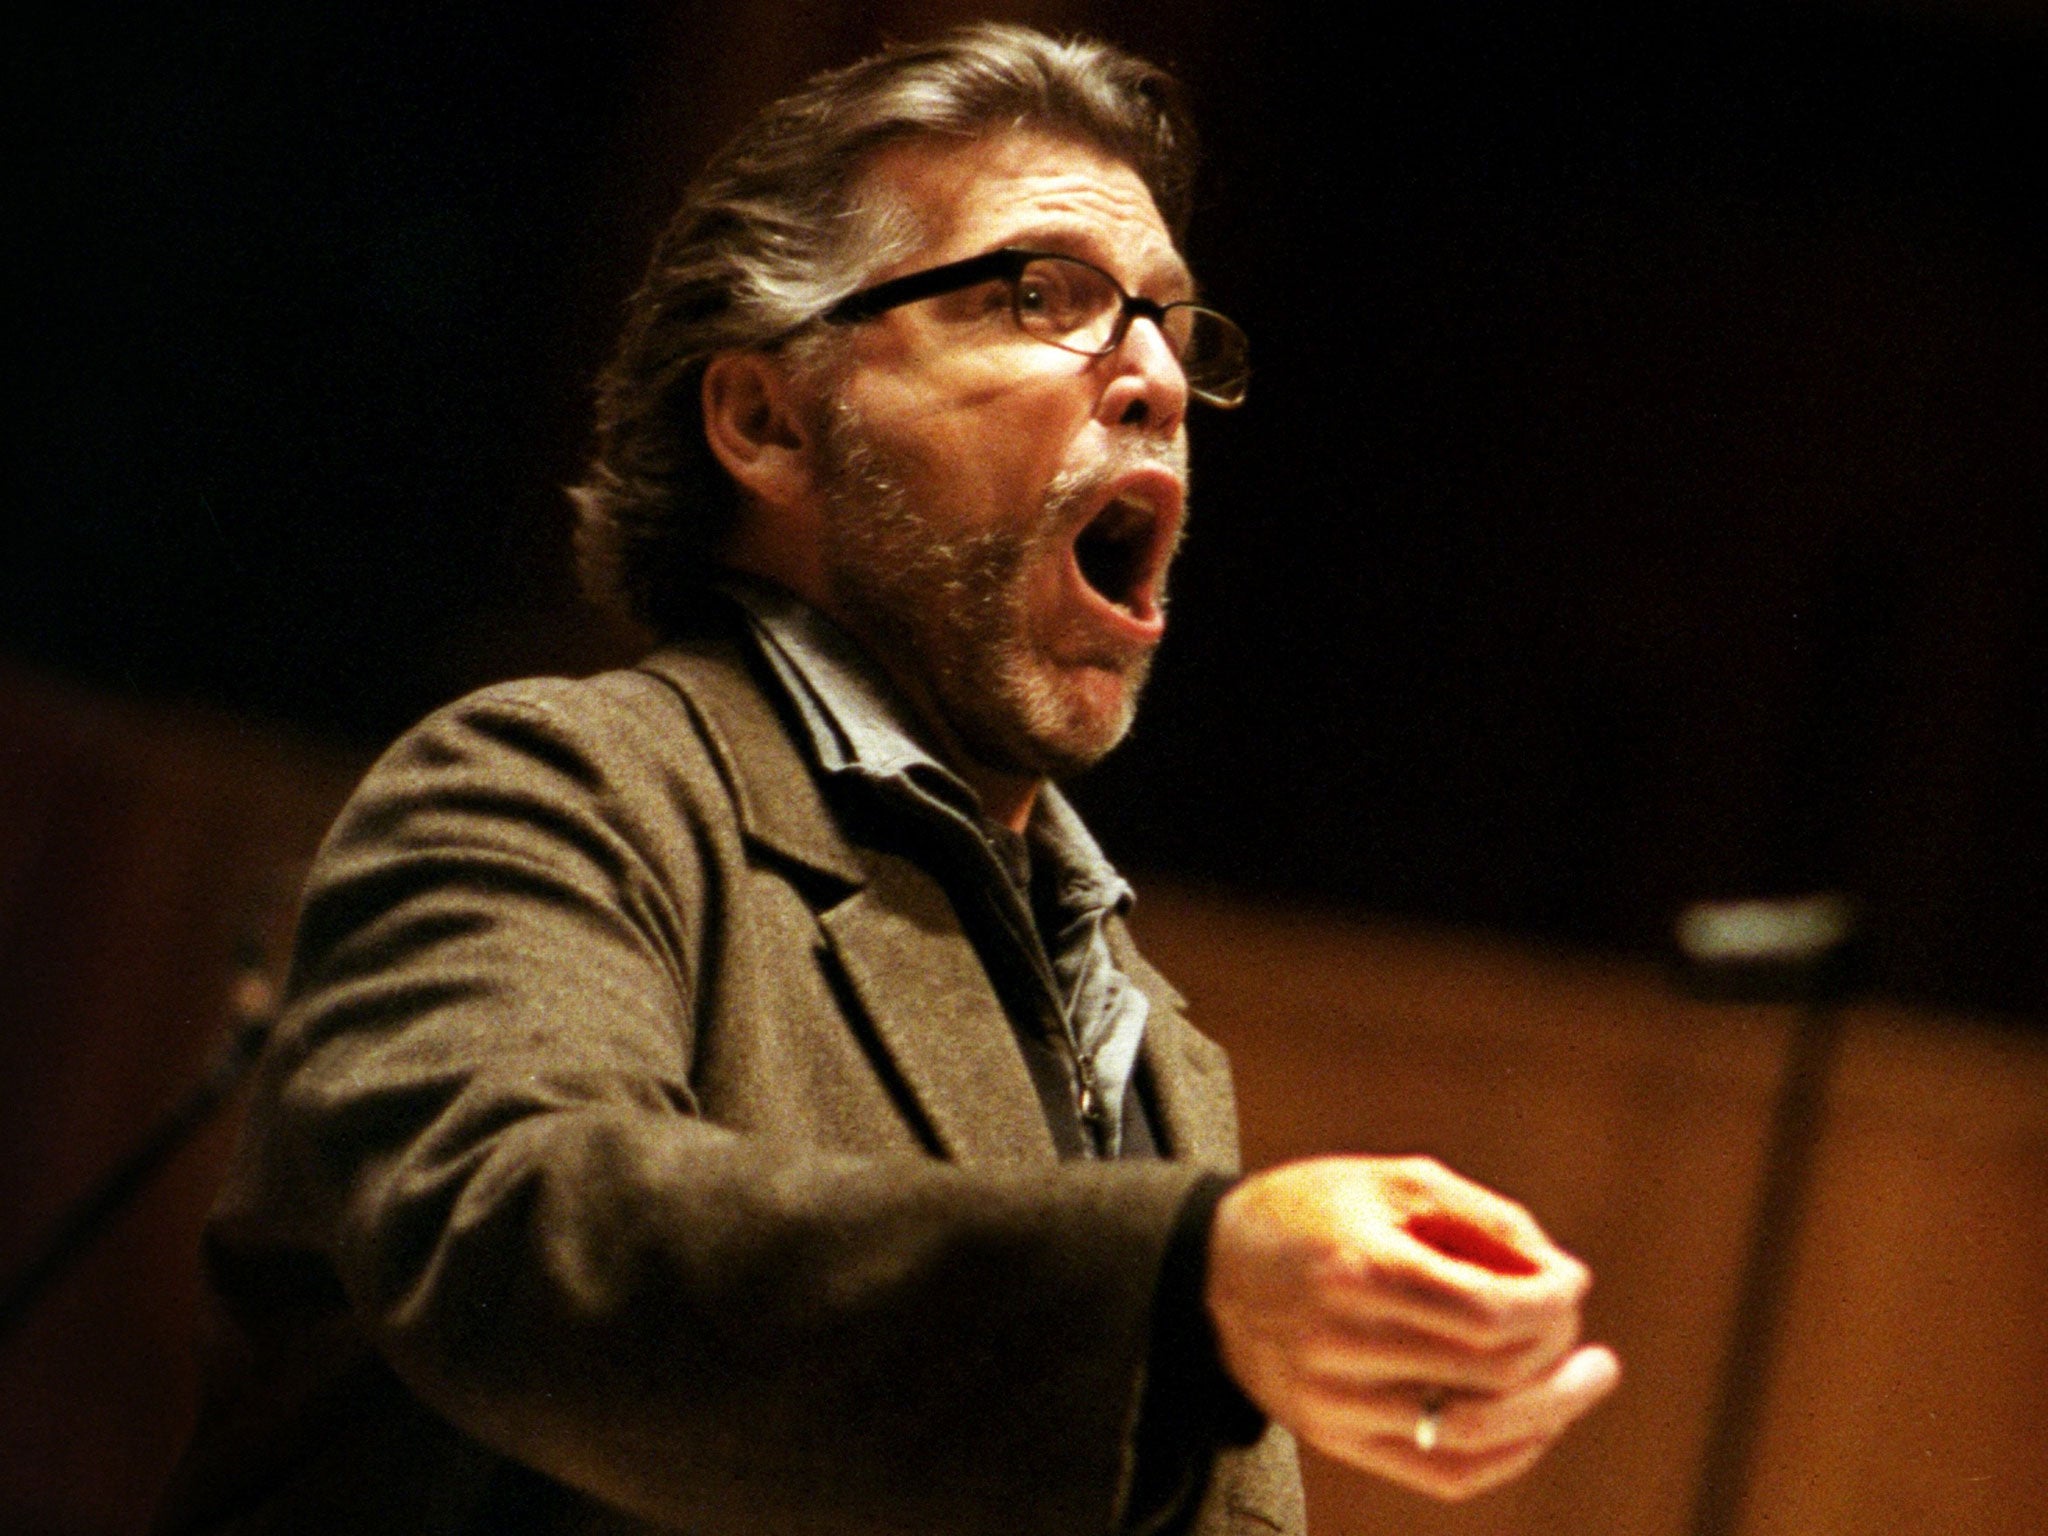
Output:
top-left (1095, 496), bottom-right (1154, 540)
top-left (1114, 489), bottom-right (1157, 518)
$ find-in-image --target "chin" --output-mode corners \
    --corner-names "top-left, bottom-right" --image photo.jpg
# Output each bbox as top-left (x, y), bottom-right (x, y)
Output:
top-left (968, 653), bottom-right (1149, 782)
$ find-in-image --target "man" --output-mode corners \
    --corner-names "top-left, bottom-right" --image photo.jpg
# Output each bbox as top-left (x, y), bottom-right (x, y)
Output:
top-left (158, 25), bottom-right (1617, 1535)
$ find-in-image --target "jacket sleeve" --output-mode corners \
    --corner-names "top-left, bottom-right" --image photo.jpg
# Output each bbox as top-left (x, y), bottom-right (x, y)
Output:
top-left (224, 675), bottom-right (1219, 1536)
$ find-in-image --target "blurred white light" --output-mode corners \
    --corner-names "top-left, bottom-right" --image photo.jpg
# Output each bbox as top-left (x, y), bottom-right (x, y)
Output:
top-left (1675, 893), bottom-right (1856, 965)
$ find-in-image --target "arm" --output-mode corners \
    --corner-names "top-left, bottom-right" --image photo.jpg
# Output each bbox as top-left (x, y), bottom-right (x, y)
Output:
top-left (237, 677), bottom-right (1209, 1536)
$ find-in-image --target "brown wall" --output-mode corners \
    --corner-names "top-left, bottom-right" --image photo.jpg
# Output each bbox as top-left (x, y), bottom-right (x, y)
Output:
top-left (1, 667), bottom-right (2041, 1534)
top-left (1130, 888), bottom-right (2048, 1536)
top-left (0, 665), bottom-right (364, 1536)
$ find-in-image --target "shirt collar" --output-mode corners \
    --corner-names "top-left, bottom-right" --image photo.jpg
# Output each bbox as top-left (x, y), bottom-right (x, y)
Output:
top-left (723, 576), bottom-right (1133, 918)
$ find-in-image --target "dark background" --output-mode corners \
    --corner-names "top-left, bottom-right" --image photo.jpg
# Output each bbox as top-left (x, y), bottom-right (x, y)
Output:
top-left (8, 0), bottom-right (2044, 1020)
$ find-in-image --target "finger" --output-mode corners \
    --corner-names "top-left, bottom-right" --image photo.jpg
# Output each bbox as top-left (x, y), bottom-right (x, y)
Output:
top-left (1370, 1156), bottom-right (1571, 1266)
top-left (1295, 1347), bottom-right (1621, 1502)
top-left (1352, 1433), bottom-right (1555, 1503)
top-left (1288, 1313), bottom-right (1580, 1397)
top-left (1373, 1160), bottom-right (1599, 1315)
top-left (1317, 1235), bottom-right (1591, 1355)
top-left (1319, 1255), bottom-right (1588, 1365)
top-left (1426, 1344), bottom-right (1623, 1455)
top-left (1259, 1376), bottom-right (1462, 1449)
top-left (1280, 1385), bottom-right (1553, 1501)
top-left (1278, 1339), bottom-right (1619, 1454)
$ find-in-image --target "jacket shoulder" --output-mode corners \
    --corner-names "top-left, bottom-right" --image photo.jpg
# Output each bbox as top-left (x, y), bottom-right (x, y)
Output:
top-left (348, 640), bottom-right (764, 832)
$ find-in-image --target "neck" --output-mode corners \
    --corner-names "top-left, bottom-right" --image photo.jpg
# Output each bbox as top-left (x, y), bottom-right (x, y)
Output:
top-left (846, 621), bottom-right (1044, 834)
top-left (952, 760), bottom-right (1040, 834)
top-left (718, 557), bottom-right (1046, 834)
top-left (869, 649), bottom-right (1043, 832)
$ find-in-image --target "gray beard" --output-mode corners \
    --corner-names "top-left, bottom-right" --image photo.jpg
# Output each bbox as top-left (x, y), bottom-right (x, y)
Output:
top-left (816, 399), bottom-right (1182, 782)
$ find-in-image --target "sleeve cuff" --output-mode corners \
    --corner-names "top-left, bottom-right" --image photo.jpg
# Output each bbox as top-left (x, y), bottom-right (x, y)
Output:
top-left (1124, 1173), bottom-right (1267, 1531)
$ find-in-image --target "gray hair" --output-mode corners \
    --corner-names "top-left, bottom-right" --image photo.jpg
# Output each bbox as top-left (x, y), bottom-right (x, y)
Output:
top-left (568, 23), bottom-right (1198, 634)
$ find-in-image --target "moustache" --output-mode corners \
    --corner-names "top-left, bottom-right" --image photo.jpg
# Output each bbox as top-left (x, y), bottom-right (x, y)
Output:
top-left (1041, 436), bottom-right (1190, 520)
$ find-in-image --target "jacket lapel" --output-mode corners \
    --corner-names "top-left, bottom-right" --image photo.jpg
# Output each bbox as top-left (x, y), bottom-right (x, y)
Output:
top-left (818, 857), bottom-right (1058, 1165)
top-left (640, 638), bottom-right (1057, 1167)
top-left (638, 641), bottom-right (867, 890)
top-left (1114, 923), bottom-right (1243, 1174)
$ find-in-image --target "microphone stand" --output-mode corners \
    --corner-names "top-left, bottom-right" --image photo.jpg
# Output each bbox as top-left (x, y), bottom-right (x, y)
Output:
top-left (0, 962), bottom-right (280, 1342)
top-left (1673, 894), bottom-right (1859, 1536)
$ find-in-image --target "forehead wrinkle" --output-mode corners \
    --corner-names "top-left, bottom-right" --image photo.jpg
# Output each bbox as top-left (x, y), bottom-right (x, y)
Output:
top-left (972, 164), bottom-right (1171, 237)
top-left (865, 131), bottom-right (1185, 291)
top-left (995, 177), bottom-right (1185, 265)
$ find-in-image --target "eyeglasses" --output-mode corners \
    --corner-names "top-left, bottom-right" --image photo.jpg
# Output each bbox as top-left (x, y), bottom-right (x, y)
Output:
top-left (822, 247), bottom-right (1250, 409)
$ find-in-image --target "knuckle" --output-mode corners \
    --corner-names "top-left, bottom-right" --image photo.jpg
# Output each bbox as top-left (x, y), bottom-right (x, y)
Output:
top-left (1458, 1297), bottom-right (1524, 1350)
top-left (1557, 1251), bottom-right (1592, 1298)
top-left (1445, 1394), bottom-right (1514, 1449)
top-left (1469, 1346), bottom-right (1538, 1394)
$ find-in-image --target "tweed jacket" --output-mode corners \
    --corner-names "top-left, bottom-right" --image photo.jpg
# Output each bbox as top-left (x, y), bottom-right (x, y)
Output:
top-left (157, 621), bottom-right (1305, 1536)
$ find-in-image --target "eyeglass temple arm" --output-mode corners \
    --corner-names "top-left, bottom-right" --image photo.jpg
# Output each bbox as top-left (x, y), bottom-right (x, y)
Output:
top-left (822, 249), bottom-right (1027, 324)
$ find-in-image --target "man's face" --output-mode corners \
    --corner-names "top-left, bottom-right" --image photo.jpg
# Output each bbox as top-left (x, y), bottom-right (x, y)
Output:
top-left (812, 130), bottom-right (1193, 784)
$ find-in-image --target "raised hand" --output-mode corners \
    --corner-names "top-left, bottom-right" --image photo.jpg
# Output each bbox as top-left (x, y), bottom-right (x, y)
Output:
top-left (1206, 1155), bottom-right (1621, 1501)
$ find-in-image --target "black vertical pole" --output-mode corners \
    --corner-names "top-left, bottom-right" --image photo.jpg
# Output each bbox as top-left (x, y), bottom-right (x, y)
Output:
top-left (1684, 992), bottom-right (1844, 1536)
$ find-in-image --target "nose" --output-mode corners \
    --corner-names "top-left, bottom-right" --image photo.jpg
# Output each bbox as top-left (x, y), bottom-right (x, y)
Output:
top-left (1095, 313), bottom-right (1189, 435)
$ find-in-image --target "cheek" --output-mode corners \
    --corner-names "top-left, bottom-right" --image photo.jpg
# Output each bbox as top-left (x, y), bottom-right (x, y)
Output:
top-left (991, 397), bottom-right (1099, 518)
top-left (925, 415), bottom-right (1072, 531)
top-left (842, 362), bottom-right (1097, 528)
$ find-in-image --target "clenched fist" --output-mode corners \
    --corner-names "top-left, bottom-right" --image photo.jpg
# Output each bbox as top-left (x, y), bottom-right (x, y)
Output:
top-left (1207, 1155), bottom-right (1620, 1501)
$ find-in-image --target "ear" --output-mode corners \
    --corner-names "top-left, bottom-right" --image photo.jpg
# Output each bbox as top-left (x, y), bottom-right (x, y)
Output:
top-left (701, 349), bottom-right (821, 516)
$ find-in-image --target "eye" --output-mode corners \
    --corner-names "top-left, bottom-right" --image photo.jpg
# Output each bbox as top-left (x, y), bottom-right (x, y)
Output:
top-left (1014, 275), bottom-right (1059, 316)
top-left (927, 277), bottom-right (1020, 327)
top-left (1013, 259), bottom-right (1103, 333)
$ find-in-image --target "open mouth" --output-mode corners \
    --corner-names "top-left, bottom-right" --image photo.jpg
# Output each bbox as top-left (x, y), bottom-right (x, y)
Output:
top-left (1069, 483), bottom-right (1179, 621)
top-left (1075, 501), bottom-right (1151, 610)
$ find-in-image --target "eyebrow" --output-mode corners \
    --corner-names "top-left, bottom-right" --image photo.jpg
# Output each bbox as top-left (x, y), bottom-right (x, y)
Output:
top-left (995, 224), bottom-right (1194, 298)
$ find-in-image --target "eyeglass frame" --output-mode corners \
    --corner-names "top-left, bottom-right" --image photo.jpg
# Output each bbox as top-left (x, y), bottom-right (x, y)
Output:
top-left (819, 247), bottom-right (1249, 408)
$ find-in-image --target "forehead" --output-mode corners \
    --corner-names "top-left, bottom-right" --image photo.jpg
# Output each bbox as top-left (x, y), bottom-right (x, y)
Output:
top-left (859, 129), bottom-right (1189, 293)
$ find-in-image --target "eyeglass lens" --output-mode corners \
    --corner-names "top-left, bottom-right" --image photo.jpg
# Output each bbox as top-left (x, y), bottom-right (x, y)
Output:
top-left (1012, 256), bottom-right (1245, 403)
